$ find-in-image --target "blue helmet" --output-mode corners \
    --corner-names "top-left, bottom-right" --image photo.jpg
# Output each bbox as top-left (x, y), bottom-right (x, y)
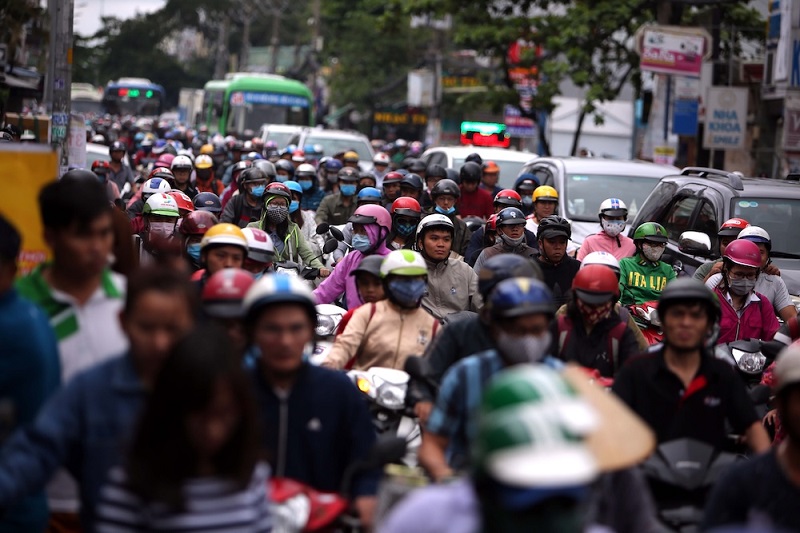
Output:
top-left (284, 180), bottom-right (303, 196)
top-left (324, 159), bottom-right (343, 172)
top-left (193, 192), bottom-right (222, 214)
top-left (357, 187), bottom-right (382, 203)
top-left (488, 277), bottom-right (554, 319)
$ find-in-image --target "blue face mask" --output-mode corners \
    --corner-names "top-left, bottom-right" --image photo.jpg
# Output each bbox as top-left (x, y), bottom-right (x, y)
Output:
top-left (435, 205), bottom-right (456, 216)
top-left (396, 222), bottom-right (417, 237)
top-left (276, 174), bottom-right (289, 183)
top-left (387, 278), bottom-right (427, 308)
top-left (249, 185), bottom-right (265, 198)
top-left (289, 200), bottom-right (300, 214)
top-left (186, 243), bottom-right (202, 263)
top-left (352, 234), bottom-right (372, 252)
top-left (340, 184), bottom-right (357, 197)
top-left (299, 179), bottom-right (314, 191)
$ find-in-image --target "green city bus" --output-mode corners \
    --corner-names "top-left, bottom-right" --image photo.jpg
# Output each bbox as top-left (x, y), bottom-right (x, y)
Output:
top-left (202, 73), bottom-right (314, 134)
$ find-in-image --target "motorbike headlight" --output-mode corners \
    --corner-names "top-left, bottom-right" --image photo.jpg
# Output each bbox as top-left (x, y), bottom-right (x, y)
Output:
top-left (356, 376), bottom-right (372, 394)
top-left (734, 350), bottom-right (767, 374)
top-left (647, 308), bottom-right (661, 328)
top-left (316, 315), bottom-right (337, 336)
top-left (376, 383), bottom-right (406, 410)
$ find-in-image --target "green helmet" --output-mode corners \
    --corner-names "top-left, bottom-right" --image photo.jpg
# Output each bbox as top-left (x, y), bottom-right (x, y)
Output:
top-left (472, 366), bottom-right (598, 488)
top-left (633, 222), bottom-right (667, 243)
top-left (380, 249), bottom-right (428, 278)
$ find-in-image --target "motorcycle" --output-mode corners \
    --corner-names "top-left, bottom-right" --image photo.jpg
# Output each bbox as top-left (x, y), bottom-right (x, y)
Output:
top-left (629, 300), bottom-right (664, 345)
top-left (346, 367), bottom-right (421, 467)
top-left (309, 303), bottom-right (347, 366)
top-left (714, 338), bottom-right (776, 419)
top-left (641, 438), bottom-right (739, 532)
top-left (275, 238), bottom-right (340, 286)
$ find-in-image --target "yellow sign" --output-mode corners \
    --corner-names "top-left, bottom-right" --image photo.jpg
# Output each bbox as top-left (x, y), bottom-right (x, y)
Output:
top-left (373, 111), bottom-right (428, 126)
top-left (0, 145), bottom-right (58, 275)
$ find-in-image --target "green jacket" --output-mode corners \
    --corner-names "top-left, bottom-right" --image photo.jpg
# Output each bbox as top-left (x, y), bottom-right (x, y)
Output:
top-left (247, 219), bottom-right (324, 269)
top-left (618, 253), bottom-right (676, 306)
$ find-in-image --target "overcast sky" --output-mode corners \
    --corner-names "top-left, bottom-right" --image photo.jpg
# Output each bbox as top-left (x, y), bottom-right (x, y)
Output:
top-left (73, 0), bottom-right (166, 36)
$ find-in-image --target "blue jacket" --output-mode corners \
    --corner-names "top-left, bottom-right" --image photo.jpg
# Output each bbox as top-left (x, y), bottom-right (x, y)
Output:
top-left (301, 188), bottom-right (328, 212)
top-left (0, 354), bottom-right (145, 530)
top-left (0, 289), bottom-right (61, 532)
top-left (249, 362), bottom-right (379, 497)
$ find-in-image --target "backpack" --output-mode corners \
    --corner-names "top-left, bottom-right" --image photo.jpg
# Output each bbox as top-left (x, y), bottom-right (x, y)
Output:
top-left (557, 310), bottom-right (628, 372)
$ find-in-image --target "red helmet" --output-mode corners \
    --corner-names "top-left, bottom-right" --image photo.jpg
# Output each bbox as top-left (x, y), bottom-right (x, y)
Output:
top-left (149, 167), bottom-right (175, 182)
top-left (201, 268), bottom-right (255, 319)
top-left (91, 160), bottom-right (110, 173)
top-left (718, 217), bottom-right (749, 237)
top-left (724, 239), bottom-right (762, 269)
top-left (179, 210), bottom-right (219, 236)
top-left (493, 189), bottom-right (522, 208)
top-left (391, 197), bottom-right (422, 219)
top-left (383, 171), bottom-right (404, 185)
top-left (572, 264), bottom-right (620, 304)
top-left (265, 182), bottom-right (292, 201)
top-left (166, 190), bottom-right (195, 213)
top-left (487, 214), bottom-right (498, 232)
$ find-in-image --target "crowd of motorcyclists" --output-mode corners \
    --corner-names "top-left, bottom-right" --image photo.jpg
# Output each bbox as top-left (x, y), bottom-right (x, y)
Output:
top-left (2, 120), bottom-right (800, 532)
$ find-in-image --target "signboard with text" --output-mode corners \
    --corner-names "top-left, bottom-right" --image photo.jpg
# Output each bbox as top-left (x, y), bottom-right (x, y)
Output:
top-left (784, 93), bottom-right (800, 152)
top-left (636, 26), bottom-right (710, 78)
top-left (504, 105), bottom-right (538, 138)
top-left (703, 87), bottom-right (748, 150)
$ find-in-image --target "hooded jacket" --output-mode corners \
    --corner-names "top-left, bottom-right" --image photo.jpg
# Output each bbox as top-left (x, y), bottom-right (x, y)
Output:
top-left (313, 222), bottom-right (391, 309)
top-left (247, 199), bottom-right (324, 269)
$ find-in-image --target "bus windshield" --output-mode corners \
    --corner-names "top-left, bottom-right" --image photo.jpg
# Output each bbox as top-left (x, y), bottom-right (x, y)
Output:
top-left (72, 99), bottom-right (103, 116)
top-left (103, 86), bottom-right (164, 116)
top-left (227, 91), bottom-right (310, 133)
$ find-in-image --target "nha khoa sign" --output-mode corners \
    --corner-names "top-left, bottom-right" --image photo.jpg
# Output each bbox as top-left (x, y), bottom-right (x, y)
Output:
top-left (703, 87), bottom-right (748, 151)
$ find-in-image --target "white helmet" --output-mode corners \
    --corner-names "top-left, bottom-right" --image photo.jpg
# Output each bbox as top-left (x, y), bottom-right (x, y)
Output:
top-left (241, 227), bottom-right (275, 264)
top-left (737, 226), bottom-right (771, 248)
top-left (296, 163), bottom-right (316, 178)
top-left (380, 249), bottom-right (428, 278)
top-left (598, 198), bottom-right (628, 219)
top-left (416, 213), bottom-right (454, 239)
top-left (171, 154), bottom-right (194, 171)
top-left (142, 177), bottom-right (172, 200)
top-left (580, 251), bottom-right (620, 276)
top-left (143, 192), bottom-right (180, 218)
top-left (243, 274), bottom-right (316, 321)
top-left (373, 152), bottom-right (390, 165)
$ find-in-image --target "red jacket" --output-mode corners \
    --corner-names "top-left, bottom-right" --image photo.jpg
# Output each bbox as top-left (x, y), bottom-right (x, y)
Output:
top-left (714, 287), bottom-right (780, 344)
top-left (458, 187), bottom-right (494, 219)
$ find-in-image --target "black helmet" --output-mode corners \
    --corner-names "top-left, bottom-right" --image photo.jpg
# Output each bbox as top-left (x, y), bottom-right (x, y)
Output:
top-left (459, 161), bottom-right (482, 183)
top-left (478, 254), bottom-right (543, 297)
top-left (536, 215), bottom-right (571, 240)
top-left (496, 207), bottom-right (527, 226)
top-left (657, 278), bottom-right (720, 324)
top-left (426, 164), bottom-right (447, 179)
top-left (430, 178), bottom-right (461, 199)
top-left (400, 173), bottom-right (424, 191)
top-left (109, 140), bottom-right (126, 152)
top-left (61, 168), bottom-right (100, 183)
top-left (465, 153), bottom-right (483, 165)
top-left (338, 167), bottom-right (360, 182)
top-left (253, 159), bottom-right (277, 179)
top-left (407, 159), bottom-right (426, 173)
top-left (445, 168), bottom-right (460, 184)
top-left (275, 159), bottom-right (295, 177)
top-left (240, 167), bottom-right (268, 184)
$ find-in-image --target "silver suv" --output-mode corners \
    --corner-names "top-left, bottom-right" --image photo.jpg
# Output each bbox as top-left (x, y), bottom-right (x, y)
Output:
top-left (287, 128), bottom-right (375, 172)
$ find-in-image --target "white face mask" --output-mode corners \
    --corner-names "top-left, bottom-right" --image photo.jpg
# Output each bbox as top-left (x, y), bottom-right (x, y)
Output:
top-left (602, 219), bottom-right (625, 238)
top-left (149, 221), bottom-right (174, 237)
top-left (641, 243), bottom-right (664, 262)
top-left (495, 330), bottom-right (552, 364)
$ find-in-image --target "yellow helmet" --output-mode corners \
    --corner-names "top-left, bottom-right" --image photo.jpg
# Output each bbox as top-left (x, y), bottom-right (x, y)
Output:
top-left (343, 151), bottom-right (359, 163)
top-left (195, 154), bottom-right (214, 170)
top-left (200, 223), bottom-right (248, 251)
top-left (200, 143), bottom-right (214, 155)
top-left (533, 185), bottom-right (559, 202)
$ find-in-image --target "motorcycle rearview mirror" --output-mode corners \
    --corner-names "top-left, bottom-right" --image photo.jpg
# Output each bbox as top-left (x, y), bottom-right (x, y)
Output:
top-left (679, 231), bottom-right (712, 257)
top-left (302, 267), bottom-right (320, 280)
top-left (329, 226), bottom-right (345, 242)
top-left (322, 238), bottom-right (339, 254)
top-left (316, 222), bottom-right (330, 235)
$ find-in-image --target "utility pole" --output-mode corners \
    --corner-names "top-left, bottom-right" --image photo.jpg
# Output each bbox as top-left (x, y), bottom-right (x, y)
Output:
top-left (46, 0), bottom-right (74, 176)
top-left (269, 13), bottom-right (281, 74)
top-left (214, 16), bottom-right (230, 79)
top-left (240, 1), bottom-right (252, 72)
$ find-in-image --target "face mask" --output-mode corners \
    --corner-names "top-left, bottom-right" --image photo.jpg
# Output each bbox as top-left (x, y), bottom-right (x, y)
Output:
top-left (576, 299), bottom-right (613, 327)
top-left (249, 185), bottom-right (265, 198)
top-left (729, 277), bottom-right (756, 296)
top-left (500, 233), bottom-right (525, 248)
top-left (641, 243), bottom-right (664, 263)
top-left (352, 234), bottom-right (372, 253)
top-left (435, 205), bottom-right (455, 216)
top-left (196, 171), bottom-right (211, 182)
top-left (276, 174), bottom-right (289, 183)
top-left (186, 242), bottom-right (202, 263)
top-left (520, 196), bottom-right (534, 216)
top-left (602, 219), bottom-right (625, 238)
top-left (396, 222), bottom-right (417, 237)
top-left (266, 205), bottom-right (289, 224)
top-left (495, 330), bottom-right (552, 364)
top-left (299, 179), bottom-right (314, 191)
top-left (149, 221), bottom-right (174, 238)
top-left (289, 200), bottom-right (300, 214)
top-left (387, 279), bottom-right (427, 308)
top-left (340, 184), bottom-right (357, 196)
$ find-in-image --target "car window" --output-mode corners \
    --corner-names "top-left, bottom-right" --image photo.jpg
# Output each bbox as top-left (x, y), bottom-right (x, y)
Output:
top-left (563, 173), bottom-right (661, 222)
top-left (264, 131), bottom-right (295, 149)
top-left (429, 152), bottom-right (447, 167)
top-left (452, 157), bottom-right (527, 188)
top-left (85, 149), bottom-right (110, 168)
top-left (662, 195), bottom-right (699, 241)
top-left (693, 201), bottom-right (719, 250)
top-left (532, 166), bottom-right (555, 187)
top-left (304, 136), bottom-right (372, 161)
top-left (733, 197), bottom-right (800, 256)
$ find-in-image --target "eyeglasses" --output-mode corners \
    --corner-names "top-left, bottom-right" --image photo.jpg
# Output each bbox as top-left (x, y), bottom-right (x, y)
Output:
top-left (728, 271), bottom-right (758, 281)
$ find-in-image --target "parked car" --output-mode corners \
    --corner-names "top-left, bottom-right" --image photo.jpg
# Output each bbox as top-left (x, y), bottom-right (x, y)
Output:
top-left (630, 167), bottom-right (800, 300)
top-left (516, 157), bottom-right (679, 245)
top-left (287, 128), bottom-right (375, 172)
top-left (85, 142), bottom-right (131, 169)
top-left (258, 124), bottom-right (305, 150)
top-left (420, 146), bottom-right (536, 189)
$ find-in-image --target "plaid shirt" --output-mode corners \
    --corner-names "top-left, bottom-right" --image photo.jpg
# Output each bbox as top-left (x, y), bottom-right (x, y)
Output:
top-left (426, 350), bottom-right (561, 470)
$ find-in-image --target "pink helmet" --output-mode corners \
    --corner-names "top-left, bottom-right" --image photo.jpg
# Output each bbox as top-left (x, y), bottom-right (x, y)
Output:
top-left (724, 239), bottom-right (762, 269)
top-left (349, 203), bottom-right (393, 232)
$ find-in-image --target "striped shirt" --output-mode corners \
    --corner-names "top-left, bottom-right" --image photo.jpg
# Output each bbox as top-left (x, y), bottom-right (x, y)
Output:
top-left (95, 463), bottom-right (272, 532)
